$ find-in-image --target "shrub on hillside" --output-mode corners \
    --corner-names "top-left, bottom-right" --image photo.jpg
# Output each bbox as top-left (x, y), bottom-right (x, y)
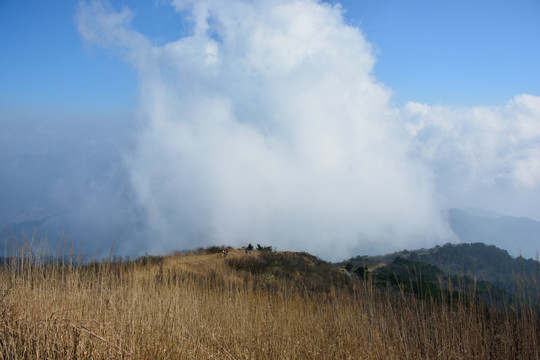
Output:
top-left (226, 251), bottom-right (351, 292)
top-left (134, 254), bottom-right (165, 267)
top-left (256, 244), bottom-right (273, 252)
top-left (196, 245), bottom-right (230, 255)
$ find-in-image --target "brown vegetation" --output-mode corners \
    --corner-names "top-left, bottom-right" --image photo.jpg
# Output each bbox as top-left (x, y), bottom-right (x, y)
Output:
top-left (1, 238), bottom-right (539, 359)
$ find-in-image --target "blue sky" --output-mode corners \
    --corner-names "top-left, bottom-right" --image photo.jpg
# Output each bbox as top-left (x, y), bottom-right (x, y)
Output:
top-left (0, 1), bottom-right (135, 115)
top-left (341, 0), bottom-right (540, 106)
top-left (1, 0), bottom-right (539, 115)
top-left (1, 0), bottom-right (539, 259)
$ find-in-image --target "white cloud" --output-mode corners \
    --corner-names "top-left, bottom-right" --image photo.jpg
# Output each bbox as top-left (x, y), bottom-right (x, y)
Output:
top-left (403, 94), bottom-right (540, 192)
top-left (77, 0), bottom-right (540, 259)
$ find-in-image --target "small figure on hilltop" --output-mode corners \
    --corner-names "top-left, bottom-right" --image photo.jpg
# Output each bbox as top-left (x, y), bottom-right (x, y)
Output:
top-left (246, 243), bottom-right (254, 254)
top-left (221, 249), bottom-right (229, 258)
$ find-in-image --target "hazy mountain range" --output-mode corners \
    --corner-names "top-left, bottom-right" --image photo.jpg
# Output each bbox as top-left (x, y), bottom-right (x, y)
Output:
top-left (447, 208), bottom-right (540, 260)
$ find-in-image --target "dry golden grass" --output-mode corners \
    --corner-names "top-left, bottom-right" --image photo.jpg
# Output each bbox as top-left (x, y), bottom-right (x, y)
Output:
top-left (1, 239), bottom-right (539, 359)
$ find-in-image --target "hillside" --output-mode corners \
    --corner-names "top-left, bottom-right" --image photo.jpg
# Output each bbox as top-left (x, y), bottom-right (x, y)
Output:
top-left (2, 244), bottom-right (539, 358)
top-left (343, 242), bottom-right (540, 307)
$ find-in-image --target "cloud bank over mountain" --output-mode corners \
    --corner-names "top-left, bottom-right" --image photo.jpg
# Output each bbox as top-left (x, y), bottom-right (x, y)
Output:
top-left (75, 0), bottom-right (540, 260)
top-left (403, 94), bottom-right (540, 218)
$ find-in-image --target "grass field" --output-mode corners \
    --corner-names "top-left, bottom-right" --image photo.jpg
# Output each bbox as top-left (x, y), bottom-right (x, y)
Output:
top-left (1, 236), bottom-right (539, 359)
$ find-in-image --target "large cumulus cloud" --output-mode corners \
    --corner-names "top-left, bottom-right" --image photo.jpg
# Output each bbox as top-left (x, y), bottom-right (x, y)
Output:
top-left (77, 0), bottom-right (539, 260)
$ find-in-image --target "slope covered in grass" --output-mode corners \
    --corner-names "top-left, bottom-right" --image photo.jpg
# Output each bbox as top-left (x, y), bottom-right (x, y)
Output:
top-left (1, 245), bottom-right (539, 359)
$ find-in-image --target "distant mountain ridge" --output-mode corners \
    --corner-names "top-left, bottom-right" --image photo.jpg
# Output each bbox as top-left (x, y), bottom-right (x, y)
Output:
top-left (447, 208), bottom-right (540, 260)
top-left (460, 207), bottom-right (503, 219)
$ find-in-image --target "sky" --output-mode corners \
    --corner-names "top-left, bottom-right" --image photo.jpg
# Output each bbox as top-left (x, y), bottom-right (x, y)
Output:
top-left (1, 0), bottom-right (539, 260)
top-left (2, 0), bottom-right (539, 112)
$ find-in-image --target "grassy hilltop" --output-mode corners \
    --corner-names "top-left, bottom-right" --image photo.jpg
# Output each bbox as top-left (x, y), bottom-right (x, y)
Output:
top-left (1, 242), bottom-right (539, 359)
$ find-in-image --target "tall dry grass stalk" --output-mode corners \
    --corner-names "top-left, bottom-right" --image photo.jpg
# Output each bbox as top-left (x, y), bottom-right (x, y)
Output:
top-left (1, 235), bottom-right (539, 359)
